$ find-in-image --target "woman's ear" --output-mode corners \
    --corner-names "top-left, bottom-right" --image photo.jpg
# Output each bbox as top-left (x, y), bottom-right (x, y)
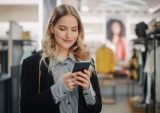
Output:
top-left (50, 24), bottom-right (55, 33)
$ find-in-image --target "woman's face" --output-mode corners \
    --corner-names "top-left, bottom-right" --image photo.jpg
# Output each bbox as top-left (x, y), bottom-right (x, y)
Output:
top-left (51, 15), bottom-right (78, 50)
top-left (111, 22), bottom-right (121, 35)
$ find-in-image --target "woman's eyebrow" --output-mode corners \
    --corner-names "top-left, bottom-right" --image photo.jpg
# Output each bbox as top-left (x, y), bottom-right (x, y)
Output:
top-left (59, 25), bottom-right (66, 27)
top-left (72, 26), bottom-right (78, 28)
top-left (58, 25), bottom-right (78, 29)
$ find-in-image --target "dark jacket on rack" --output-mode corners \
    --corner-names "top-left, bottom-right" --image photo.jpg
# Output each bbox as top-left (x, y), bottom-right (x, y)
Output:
top-left (20, 51), bottom-right (102, 113)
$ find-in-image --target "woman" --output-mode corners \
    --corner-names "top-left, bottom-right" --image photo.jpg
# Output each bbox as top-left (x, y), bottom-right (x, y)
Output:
top-left (106, 19), bottom-right (127, 64)
top-left (20, 4), bottom-right (102, 113)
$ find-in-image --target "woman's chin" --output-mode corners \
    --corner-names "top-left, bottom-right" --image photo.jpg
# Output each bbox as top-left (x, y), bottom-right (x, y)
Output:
top-left (62, 44), bottom-right (73, 50)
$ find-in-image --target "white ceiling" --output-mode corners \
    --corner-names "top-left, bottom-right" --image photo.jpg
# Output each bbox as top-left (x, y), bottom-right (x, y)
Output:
top-left (0, 0), bottom-right (39, 22)
top-left (0, 0), bottom-right (39, 38)
top-left (0, 0), bottom-right (159, 41)
top-left (61, 0), bottom-right (160, 14)
top-left (0, 0), bottom-right (159, 22)
top-left (0, 4), bottom-right (39, 39)
top-left (0, 0), bottom-right (39, 5)
top-left (0, 5), bottom-right (38, 21)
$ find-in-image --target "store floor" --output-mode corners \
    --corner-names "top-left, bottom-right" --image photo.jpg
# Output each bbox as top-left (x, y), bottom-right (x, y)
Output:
top-left (100, 78), bottom-right (143, 113)
top-left (101, 96), bottom-right (130, 113)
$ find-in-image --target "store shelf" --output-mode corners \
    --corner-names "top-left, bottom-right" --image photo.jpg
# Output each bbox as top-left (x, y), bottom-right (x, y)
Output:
top-left (0, 39), bottom-right (38, 45)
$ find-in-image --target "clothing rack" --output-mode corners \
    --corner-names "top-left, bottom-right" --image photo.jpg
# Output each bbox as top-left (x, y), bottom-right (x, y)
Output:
top-left (131, 38), bottom-right (146, 100)
top-left (0, 39), bottom-right (38, 45)
top-left (132, 35), bottom-right (160, 113)
top-left (148, 36), bottom-right (160, 113)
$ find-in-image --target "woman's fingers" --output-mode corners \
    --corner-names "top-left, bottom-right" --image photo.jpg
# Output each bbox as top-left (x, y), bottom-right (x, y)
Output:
top-left (74, 80), bottom-right (85, 87)
top-left (63, 71), bottom-right (91, 90)
top-left (75, 75), bottom-right (88, 83)
top-left (74, 80), bottom-right (90, 90)
top-left (74, 71), bottom-right (90, 90)
top-left (63, 73), bottom-right (77, 91)
top-left (76, 71), bottom-right (89, 80)
top-left (84, 69), bottom-right (91, 77)
top-left (68, 79), bottom-right (76, 85)
top-left (64, 73), bottom-right (75, 79)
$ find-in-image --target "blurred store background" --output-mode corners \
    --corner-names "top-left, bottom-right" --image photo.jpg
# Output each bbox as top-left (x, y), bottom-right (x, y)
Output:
top-left (0, 0), bottom-right (160, 113)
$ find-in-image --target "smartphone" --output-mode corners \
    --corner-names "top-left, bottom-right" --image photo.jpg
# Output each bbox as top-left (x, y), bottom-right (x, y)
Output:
top-left (72, 61), bottom-right (91, 72)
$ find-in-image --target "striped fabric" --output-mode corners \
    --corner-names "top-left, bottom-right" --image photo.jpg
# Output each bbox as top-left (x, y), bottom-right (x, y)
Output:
top-left (50, 55), bottom-right (96, 113)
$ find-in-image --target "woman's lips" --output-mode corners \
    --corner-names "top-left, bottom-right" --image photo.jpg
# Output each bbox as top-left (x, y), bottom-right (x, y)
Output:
top-left (63, 39), bottom-right (73, 43)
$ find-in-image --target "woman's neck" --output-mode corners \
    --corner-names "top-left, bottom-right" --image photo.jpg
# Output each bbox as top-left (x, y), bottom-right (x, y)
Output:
top-left (54, 47), bottom-right (69, 61)
top-left (112, 35), bottom-right (120, 44)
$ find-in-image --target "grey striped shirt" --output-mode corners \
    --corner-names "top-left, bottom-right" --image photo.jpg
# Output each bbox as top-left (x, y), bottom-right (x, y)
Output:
top-left (50, 55), bottom-right (96, 113)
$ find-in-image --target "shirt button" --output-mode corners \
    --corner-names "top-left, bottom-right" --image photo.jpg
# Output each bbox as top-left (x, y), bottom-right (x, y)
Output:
top-left (84, 93), bottom-right (88, 95)
top-left (64, 63), bottom-right (67, 65)
top-left (68, 102), bottom-right (70, 105)
top-left (64, 92), bottom-right (67, 94)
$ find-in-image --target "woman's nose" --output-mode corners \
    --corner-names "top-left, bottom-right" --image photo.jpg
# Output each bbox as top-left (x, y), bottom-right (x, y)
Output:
top-left (66, 30), bottom-right (72, 38)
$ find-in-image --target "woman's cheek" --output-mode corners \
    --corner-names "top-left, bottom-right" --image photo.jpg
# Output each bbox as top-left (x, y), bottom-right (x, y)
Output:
top-left (73, 32), bottom-right (78, 40)
top-left (56, 32), bottom-right (65, 39)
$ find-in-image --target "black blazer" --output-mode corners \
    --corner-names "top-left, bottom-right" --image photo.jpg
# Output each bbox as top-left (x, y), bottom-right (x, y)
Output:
top-left (20, 51), bottom-right (102, 113)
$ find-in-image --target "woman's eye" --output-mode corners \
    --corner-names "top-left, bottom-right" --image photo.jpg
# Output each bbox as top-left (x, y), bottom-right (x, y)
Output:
top-left (72, 29), bottom-right (78, 32)
top-left (59, 28), bottom-right (65, 31)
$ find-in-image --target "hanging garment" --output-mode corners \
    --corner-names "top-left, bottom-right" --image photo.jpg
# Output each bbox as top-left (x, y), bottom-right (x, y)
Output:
top-left (96, 45), bottom-right (115, 74)
top-left (0, 49), bottom-right (2, 74)
top-left (145, 73), bottom-right (152, 104)
top-left (156, 47), bottom-right (160, 102)
top-left (144, 47), bottom-right (160, 102)
top-left (128, 49), bottom-right (139, 80)
top-left (137, 50), bottom-right (144, 85)
top-left (143, 73), bottom-right (155, 104)
top-left (1, 50), bottom-right (8, 73)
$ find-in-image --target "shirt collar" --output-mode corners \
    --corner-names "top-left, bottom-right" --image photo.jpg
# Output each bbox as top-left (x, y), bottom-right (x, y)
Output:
top-left (52, 52), bottom-right (77, 67)
top-left (68, 52), bottom-right (77, 62)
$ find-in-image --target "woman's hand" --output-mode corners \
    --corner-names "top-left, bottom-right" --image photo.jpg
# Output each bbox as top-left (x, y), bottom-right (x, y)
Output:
top-left (74, 69), bottom-right (91, 90)
top-left (63, 72), bottom-right (77, 91)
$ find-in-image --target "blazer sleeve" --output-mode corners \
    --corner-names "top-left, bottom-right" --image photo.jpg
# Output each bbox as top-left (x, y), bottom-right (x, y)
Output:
top-left (20, 58), bottom-right (59, 113)
top-left (87, 58), bottom-right (102, 113)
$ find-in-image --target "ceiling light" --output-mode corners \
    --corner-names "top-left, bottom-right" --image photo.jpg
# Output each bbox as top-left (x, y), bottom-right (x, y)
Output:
top-left (81, 6), bottom-right (89, 12)
top-left (80, 0), bottom-right (89, 12)
top-left (148, 4), bottom-right (160, 13)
